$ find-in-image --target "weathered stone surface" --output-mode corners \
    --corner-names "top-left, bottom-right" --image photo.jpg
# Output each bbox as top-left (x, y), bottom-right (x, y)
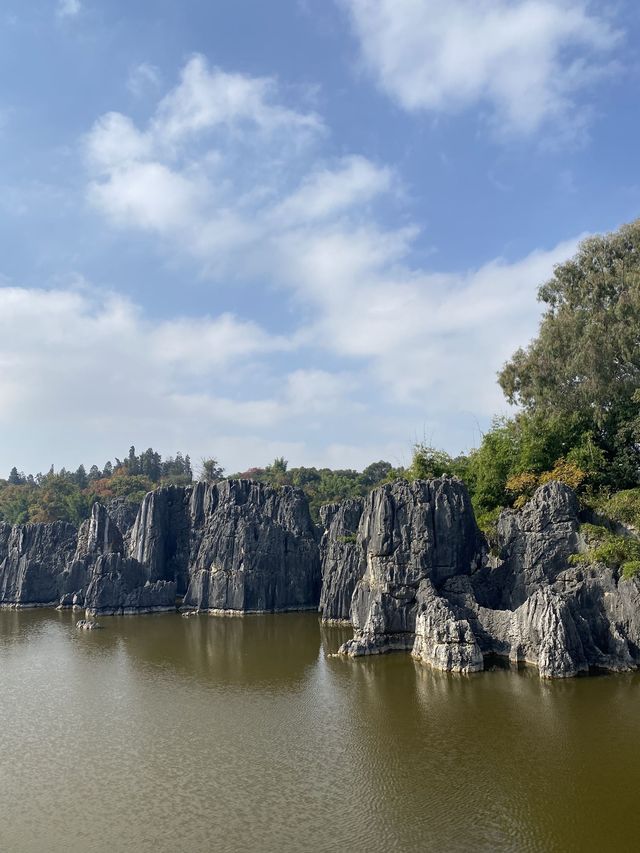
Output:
top-left (0, 521), bottom-right (77, 606)
top-left (340, 478), bottom-right (481, 656)
top-left (83, 553), bottom-right (177, 615)
top-left (334, 479), bottom-right (640, 677)
top-left (105, 498), bottom-right (140, 546)
top-left (318, 499), bottom-right (365, 622)
top-left (129, 486), bottom-right (191, 593)
top-left (495, 481), bottom-right (580, 608)
top-left (3, 474), bottom-right (640, 678)
top-left (75, 502), bottom-right (123, 560)
top-left (183, 480), bottom-right (321, 612)
top-left (410, 579), bottom-right (483, 673)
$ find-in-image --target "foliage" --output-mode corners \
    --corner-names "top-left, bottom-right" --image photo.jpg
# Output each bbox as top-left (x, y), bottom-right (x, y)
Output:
top-left (199, 458), bottom-right (225, 484)
top-left (228, 457), bottom-right (402, 520)
top-left (586, 488), bottom-right (640, 530)
top-left (499, 219), bottom-right (640, 490)
top-left (475, 505), bottom-right (503, 542)
top-left (407, 444), bottom-right (469, 482)
top-left (621, 560), bottom-right (640, 580)
top-left (570, 524), bottom-right (640, 572)
top-left (0, 445), bottom-right (195, 525)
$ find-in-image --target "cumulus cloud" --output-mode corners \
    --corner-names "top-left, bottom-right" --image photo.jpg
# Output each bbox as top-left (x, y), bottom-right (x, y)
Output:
top-left (0, 283), bottom-right (362, 473)
top-left (339, 0), bottom-right (621, 137)
top-left (71, 55), bottom-right (587, 474)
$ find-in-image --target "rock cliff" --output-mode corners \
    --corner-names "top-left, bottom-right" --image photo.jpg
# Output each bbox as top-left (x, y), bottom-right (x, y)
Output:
top-left (3, 474), bottom-right (640, 678)
top-left (1, 480), bottom-right (321, 616)
top-left (332, 480), bottom-right (640, 678)
top-left (339, 478), bottom-right (482, 656)
top-left (182, 480), bottom-right (320, 612)
top-left (318, 499), bottom-right (365, 622)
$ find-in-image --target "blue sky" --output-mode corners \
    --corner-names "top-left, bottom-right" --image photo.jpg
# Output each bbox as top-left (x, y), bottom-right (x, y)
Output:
top-left (0, 0), bottom-right (639, 477)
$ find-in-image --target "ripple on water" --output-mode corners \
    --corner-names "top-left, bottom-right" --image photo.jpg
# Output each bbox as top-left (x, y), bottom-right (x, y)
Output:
top-left (0, 610), bottom-right (639, 853)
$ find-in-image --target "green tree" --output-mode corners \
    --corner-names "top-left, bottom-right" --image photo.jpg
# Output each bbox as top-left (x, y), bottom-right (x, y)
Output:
top-left (8, 467), bottom-right (24, 485)
top-left (499, 219), bottom-right (640, 488)
top-left (200, 457), bottom-right (225, 484)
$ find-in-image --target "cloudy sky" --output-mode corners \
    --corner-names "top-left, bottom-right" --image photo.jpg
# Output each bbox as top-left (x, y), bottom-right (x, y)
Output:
top-left (0, 0), bottom-right (638, 476)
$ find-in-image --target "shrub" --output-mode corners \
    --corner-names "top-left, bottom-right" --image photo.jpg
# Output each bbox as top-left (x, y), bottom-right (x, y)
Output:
top-left (597, 489), bottom-right (640, 530)
top-left (622, 560), bottom-right (640, 580)
top-left (538, 458), bottom-right (586, 490)
top-left (570, 524), bottom-right (640, 570)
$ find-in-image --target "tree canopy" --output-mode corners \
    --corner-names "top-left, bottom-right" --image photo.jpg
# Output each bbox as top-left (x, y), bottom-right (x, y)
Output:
top-left (499, 219), bottom-right (640, 486)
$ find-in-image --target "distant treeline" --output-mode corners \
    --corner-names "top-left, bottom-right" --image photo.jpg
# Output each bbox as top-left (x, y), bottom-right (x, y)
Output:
top-left (0, 448), bottom-right (399, 526)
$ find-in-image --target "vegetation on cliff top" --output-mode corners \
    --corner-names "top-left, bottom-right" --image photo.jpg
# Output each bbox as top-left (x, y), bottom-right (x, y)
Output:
top-left (1, 219), bottom-right (639, 530)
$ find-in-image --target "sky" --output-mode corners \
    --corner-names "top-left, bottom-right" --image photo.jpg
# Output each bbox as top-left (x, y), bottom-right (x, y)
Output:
top-left (0, 0), bottom-right (639, 477)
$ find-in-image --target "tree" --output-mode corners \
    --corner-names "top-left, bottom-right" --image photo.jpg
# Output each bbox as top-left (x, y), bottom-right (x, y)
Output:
top-left (75, 465), bottom-right (88, 490)
top-left (499, 219), bottom-right (640, 487)
top-left (360, 461), bottom-right (393, 487)
top-left (7, 467), bottom-right (24, 485)
top-left (264, 457), bottom-right (290, 487)
top-left (127, 446), bottom-right (139, 475)
top-left (200, 458), bottom-right (225, 484)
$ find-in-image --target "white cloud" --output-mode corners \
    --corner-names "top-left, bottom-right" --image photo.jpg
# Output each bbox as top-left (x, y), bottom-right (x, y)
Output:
top-left (339, 0), bottom-right (621, 137)
top-left (73, 55), bottom-right (588, 473)
top-left (271, 156), bottom-right (394, 225)
top-left (57, 0), bottom-right (81, 18)
top-left (0, 284), bottom-right (348, 474)
top-left (152, 54), bottom-right (322, 145)
top-left (127, 63), bottom-right (162, 98)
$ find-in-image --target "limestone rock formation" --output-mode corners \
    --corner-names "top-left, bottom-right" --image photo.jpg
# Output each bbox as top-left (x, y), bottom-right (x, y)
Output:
top-left (3, 472), bottom-right (640, 678)
top-left (129, 486), bottom-right (191, 594)
top-left (335, 479), bottom-right (640, 677)
top-left (339, 477), bottom-right (482, 657)
top-left (318, 499), bottom-right (365, 622)
top-left (494, 481), bottom-right (581, 607)
top-left (411, 579), bottom-right (483, 673)
top-left (60, 501), bottom-right (177, 615)
top-left (182, 480), bottom-right (321, 612)
top-left (0, 521), bottom-right (77, 606)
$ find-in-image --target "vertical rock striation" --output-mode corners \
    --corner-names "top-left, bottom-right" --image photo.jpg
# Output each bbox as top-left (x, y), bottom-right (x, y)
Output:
top-left (182, 480), bottom-right (321, 612)
top-left (0, 521), bottom-right (77, 606)
top-left (318, 499), bottom-right (365, 622)
top-left (339, 478), bottom-right (482, 656)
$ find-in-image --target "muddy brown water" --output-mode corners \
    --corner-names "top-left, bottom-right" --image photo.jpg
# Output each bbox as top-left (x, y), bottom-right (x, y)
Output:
top-left (1, 609), bottom-right (639, 852)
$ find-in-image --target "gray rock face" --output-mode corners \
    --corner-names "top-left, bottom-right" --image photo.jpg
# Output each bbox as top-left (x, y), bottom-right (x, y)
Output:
top-left (495, 481), bottom-right (581, 607)
top-left (339, 478), bottom-right (481, 656)
top-left (83, 553), bottom-right (176, 615)
top-left (60, 502), bottom-right (177, 615)
top-left (1, 480), bottom-right (324, 616)
top-left (333, 479), bottom-right (640, 678)
top-left (129, 486), bottom-right (191, 593)
top-left (105, 498), bottom-right (140, 546)
top-left (0, 522), bottom-right (77, 606)
top-left (183, 480), bottom-right (321, 612)
top-left (318, 499), bottom-right (365, 622)
top-left (3, 474), bottom-right (640, 678)
top-left (411, 579), bottom-right (483, 673)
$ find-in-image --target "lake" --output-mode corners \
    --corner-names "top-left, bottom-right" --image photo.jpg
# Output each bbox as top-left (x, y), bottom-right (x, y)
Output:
top-left (0, 609), bottom-right (638, 852)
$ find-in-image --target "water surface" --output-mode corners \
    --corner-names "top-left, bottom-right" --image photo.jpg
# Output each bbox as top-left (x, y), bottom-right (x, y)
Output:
top-left (0, 610), bottom-right (638, 852)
